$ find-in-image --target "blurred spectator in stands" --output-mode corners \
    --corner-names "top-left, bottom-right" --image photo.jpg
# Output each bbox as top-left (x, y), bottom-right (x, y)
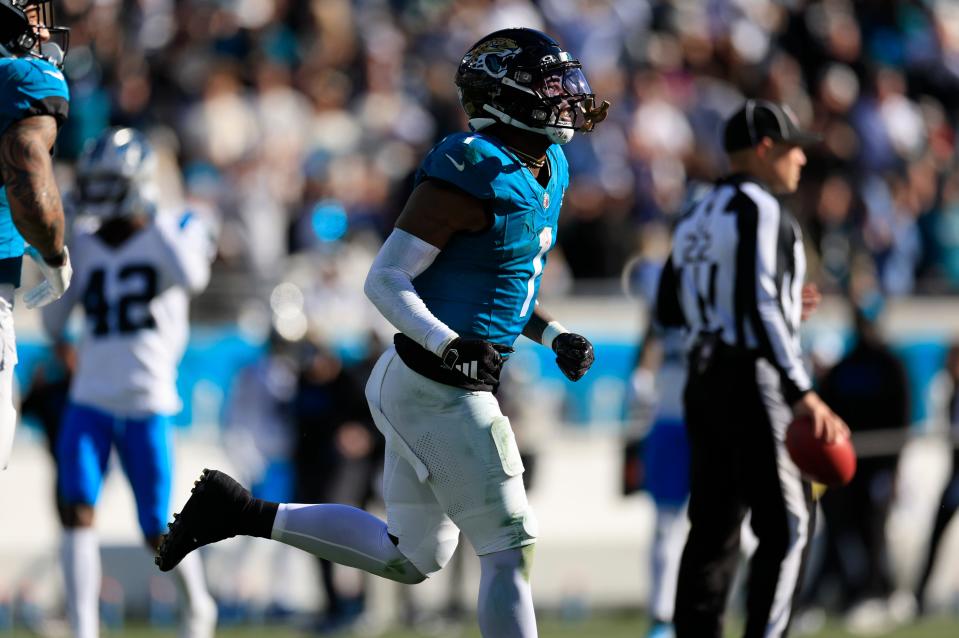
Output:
top-left (291, 339), bottom-right (380, 633)
top-left (815, 288), bottom-right (912, 630)
top-left (43, 0), bottom-right (959, 301)
top-left (182, 60), bottom-right (259, 169)
top-left (21, 342), bottom-right (76, 519)
top-left (807, 173), bottom-right (865, 293)
top-left (928, 170), bottom-right (959, 290)
top-left (222, 331), bottom-right (299, 619)
top-left (862, 172), bottom-right (923, 296)
top-left (251, 57), bottom-right (312, 212)
top-left (914, 342), bottom-right (959, 615)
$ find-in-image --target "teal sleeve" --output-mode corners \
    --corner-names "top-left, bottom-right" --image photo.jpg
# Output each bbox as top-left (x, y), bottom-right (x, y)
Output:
top-left (0, 58), bottom-right (70, 135)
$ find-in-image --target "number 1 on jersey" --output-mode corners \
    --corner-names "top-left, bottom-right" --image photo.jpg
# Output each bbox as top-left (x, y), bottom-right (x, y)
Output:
top-left (520, 227), bottom-right (553, 318)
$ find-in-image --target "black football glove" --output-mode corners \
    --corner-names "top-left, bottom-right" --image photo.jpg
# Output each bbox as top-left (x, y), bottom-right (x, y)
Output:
top-left (442, 337), bottom-right (514, 386)
top-left (553, 332), bottom-right (594, 382)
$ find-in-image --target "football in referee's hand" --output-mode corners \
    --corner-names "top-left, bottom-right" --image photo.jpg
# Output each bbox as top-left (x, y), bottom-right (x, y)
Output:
top-left (785, 416), bottom-right (857, 486)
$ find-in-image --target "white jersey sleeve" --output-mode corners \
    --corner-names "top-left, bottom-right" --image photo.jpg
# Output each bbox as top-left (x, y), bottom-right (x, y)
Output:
top-left (154, 211), bottom-right (216, 295)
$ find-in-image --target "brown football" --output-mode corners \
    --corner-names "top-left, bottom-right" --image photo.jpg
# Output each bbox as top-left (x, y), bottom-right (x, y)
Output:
top-left (785, 415), bottom-right (857, 486)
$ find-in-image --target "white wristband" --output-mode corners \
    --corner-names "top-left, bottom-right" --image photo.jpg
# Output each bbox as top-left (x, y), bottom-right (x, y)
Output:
top-left (429, 331), bottom-right (459, 357)
top-left (542, 321), bottom-right (569, 349)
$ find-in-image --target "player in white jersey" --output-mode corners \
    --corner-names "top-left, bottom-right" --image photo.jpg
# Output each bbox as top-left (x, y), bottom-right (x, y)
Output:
top-left (629, 323), bottom-right (689, 638)
top-left (41, 128), bottom-right (217, 638)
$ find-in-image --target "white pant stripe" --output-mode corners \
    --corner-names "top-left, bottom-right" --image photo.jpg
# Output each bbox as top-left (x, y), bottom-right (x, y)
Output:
top-left (765, 451), bottom-right (809, 637)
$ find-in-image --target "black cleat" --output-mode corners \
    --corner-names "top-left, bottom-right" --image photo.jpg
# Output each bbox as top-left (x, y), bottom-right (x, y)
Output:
top-left (155, 469), bottom-right (253, 572)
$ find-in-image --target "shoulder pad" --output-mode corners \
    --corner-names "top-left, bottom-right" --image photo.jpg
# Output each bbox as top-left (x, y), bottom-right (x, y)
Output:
top-left (177, 210), bottom-right (196, 230)
top-left (0, 58), bottom-right (70, 133)
top-left (417, 133), bottom-right (511, 201)
top-left (154, 210), bottom-right (185, 234)
top-left (157, 208), bottom-right (214, 240)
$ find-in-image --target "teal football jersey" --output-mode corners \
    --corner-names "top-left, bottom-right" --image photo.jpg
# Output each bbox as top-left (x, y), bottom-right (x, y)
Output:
top-left (0, 57), bottom-right (69, 284)
top-left (413, 132), bottom-right (569, 346)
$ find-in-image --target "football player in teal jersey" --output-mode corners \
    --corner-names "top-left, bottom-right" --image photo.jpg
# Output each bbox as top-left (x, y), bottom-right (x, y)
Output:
top-left (156, 29), bottom-right (608, 638)
top-left (0, 0), bottom-right (73, 470)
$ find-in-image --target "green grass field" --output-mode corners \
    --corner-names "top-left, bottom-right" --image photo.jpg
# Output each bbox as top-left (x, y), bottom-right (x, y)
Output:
top-left (7, 613), bottom-right (958, 637)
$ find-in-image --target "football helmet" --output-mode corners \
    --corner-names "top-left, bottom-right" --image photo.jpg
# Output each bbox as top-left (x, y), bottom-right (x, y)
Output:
top-left (455, 28), bottom-right (608, 145)
top-left (75, 127), bottom-right (159, 220)
top-left (0, 1), bottom-right (69, 68)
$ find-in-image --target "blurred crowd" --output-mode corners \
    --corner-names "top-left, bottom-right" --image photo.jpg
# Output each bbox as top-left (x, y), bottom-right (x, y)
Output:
top-left (47, 0), bottom-right (959, 316)
top-left (16, 1), bottom-right (959, 630)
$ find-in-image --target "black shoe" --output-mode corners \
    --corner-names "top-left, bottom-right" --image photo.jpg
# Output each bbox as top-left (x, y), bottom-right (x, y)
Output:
top-left (155, 469), bottom-right (252, 572)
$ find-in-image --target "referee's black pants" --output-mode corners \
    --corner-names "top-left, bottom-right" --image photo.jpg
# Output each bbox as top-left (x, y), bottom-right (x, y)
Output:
top-left (674, 349), bottom-right (816, 638)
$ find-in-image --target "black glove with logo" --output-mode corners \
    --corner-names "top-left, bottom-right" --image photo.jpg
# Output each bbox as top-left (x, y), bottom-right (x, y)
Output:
top-left (553, 332), bottom-right (594, 381)
top-left (442, 338), bottom-right (514, 386)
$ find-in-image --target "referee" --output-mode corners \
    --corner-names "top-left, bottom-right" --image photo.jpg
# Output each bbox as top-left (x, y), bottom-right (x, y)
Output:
top-left (656, 100), bottom-right (849, 638)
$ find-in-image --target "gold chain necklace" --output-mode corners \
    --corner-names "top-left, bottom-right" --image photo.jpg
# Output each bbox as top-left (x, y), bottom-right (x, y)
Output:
top-left (507, 146), bottom-right (546, 169)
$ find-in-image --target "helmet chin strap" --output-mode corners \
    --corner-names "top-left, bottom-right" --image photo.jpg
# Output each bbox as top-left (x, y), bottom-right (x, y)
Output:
top-left (475, 105), bottom-right (576, 145)
top-left (468, 117), bottom-right (497, 131)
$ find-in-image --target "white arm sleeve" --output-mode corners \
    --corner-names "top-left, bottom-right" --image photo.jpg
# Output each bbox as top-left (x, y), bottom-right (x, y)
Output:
top-left (364, 229), bottom-right (458, 356)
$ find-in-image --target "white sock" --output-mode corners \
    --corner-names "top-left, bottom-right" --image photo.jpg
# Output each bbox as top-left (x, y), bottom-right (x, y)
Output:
top-left (0, 405), bottom-right (15, 471)
top-left (61, 528), bottom-right (100, 638)
top-left (171, 552), bottom-right (217, 638)
top-left (649, 504), bottom-right (688, 622)
top-left (478, 548), bottom-right (538, 638)
top-left (270, 503), bottom-right (424, 584)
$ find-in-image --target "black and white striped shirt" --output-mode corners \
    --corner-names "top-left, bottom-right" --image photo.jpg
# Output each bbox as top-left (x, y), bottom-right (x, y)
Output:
top-left (656, 174), bottom-right (812, 403)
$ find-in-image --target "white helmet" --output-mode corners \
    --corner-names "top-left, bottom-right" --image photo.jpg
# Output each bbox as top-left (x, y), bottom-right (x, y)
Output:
top-left (75, 127), bottom-right (158, 219)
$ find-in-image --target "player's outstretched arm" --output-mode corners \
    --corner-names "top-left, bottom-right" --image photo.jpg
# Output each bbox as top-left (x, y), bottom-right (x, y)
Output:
top-left (0, 115), bottom-right (66, 263)
top-left (161, 212), bottom-right (217, 295)
top-left (523, 304), bottom-right (594, 382)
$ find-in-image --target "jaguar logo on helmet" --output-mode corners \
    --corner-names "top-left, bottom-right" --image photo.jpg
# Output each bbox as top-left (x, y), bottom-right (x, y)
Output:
top-left (455, 28), bottom-right (609, 146)
top-left (463, 38), bottom-right (522, 79)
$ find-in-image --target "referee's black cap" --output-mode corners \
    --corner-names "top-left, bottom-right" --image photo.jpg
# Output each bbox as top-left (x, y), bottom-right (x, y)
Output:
top-left (723, 100), bottom-right (821, 153)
